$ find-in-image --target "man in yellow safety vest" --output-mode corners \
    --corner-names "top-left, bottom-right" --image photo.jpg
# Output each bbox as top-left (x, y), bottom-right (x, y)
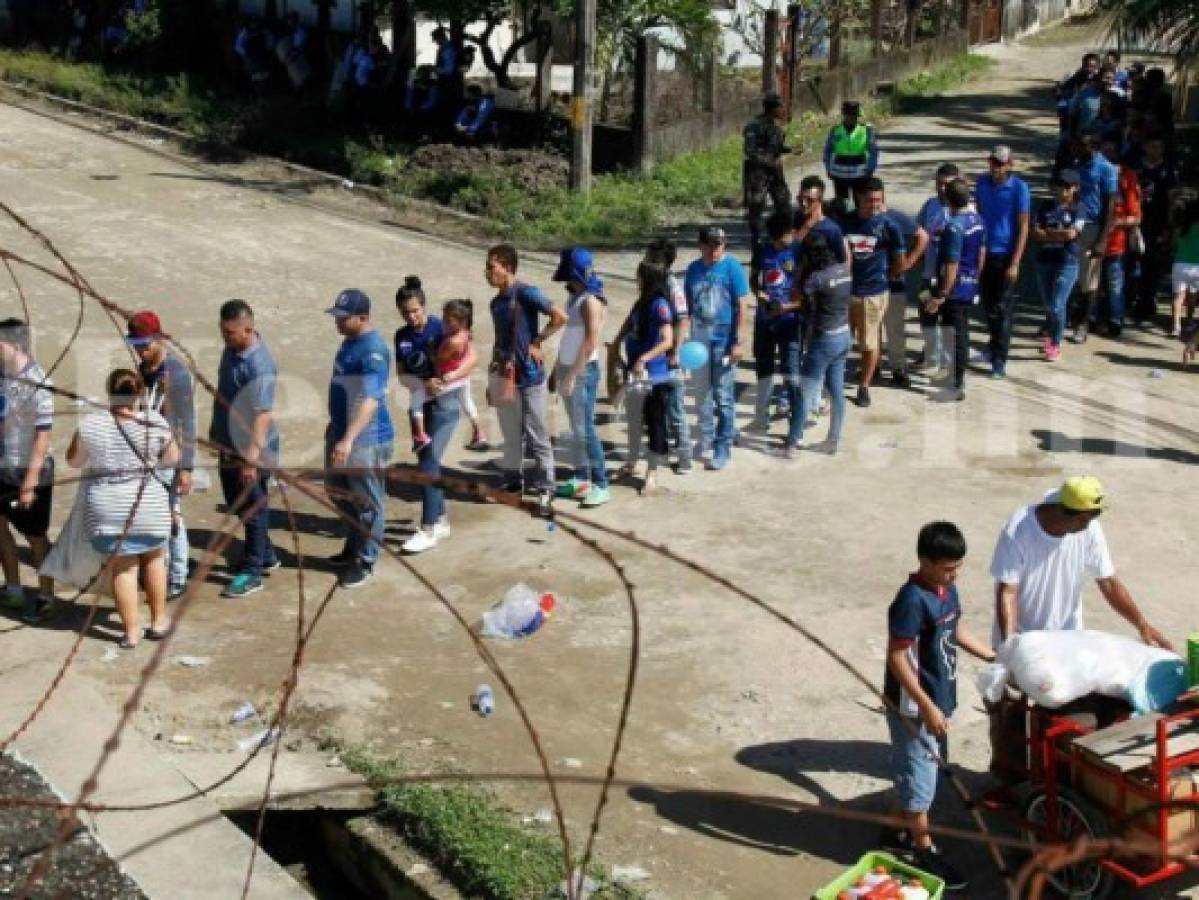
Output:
top-left (823, 100), bottom-right (879, 204)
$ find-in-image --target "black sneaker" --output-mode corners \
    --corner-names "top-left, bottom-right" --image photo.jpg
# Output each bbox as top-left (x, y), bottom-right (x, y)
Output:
top-left (500, 479), bottom-right (524, 495)
top-left (327, 548), bottom-right (355, 569)
top-left (878, 826), bottom-right (913, 855)
top-left (855, 385), bottom-right (872, 408)
top-left (338, 565), bottom-right (372, 589)
top-left (21, 596), bottom-right (50, 624)
top-left (914, 846), bottom-right (967, 892)
top-left (892, 370), bottom-right (912, 389)
top-left (261, 558), bottom-right (282, 575)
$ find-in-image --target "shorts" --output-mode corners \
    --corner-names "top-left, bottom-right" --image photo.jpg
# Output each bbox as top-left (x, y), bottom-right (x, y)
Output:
top-left (886, 710), bottom-right (948, 814)
top-left (1077, 221), bottom-right (1103, 293)
top-left (91, 533), bottom-right (168, 556)
top-left (0, 481), bottom-right (52, 538)
top-left (850, 293), bottom-right (888, 351)
top-left (1172, 262), bottom-right (1199, 295)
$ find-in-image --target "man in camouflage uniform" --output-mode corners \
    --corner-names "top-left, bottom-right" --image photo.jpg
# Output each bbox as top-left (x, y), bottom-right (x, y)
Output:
top-left (744, 91), bottom-right (793, 250)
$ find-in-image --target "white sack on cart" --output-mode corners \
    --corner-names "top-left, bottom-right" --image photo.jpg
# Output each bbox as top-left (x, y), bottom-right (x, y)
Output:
top-left (974, 629), bottom-right (1186, 713)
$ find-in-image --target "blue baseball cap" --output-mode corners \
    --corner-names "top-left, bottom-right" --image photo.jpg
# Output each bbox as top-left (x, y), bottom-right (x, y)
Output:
top-left (552, 247), bottom-right (603, 296)
top-left (326, 288), bottom-right (371, 318)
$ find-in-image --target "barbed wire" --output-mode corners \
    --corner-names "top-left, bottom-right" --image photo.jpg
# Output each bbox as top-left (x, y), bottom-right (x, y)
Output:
top-left (0, 198), bottom-right (1194, 900)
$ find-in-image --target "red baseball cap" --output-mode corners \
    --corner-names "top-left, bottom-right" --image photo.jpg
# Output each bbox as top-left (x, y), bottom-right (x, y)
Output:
top-left (126, 310), bottom-right (162, 347)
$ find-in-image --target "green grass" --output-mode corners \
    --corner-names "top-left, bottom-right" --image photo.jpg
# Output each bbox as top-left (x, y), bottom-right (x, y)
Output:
top-left (896, 52), bottom-right (995, 111)
top-left (0, 47), bottom-right (993, 245)
top-left (339, 744), bottom-right (639, 900)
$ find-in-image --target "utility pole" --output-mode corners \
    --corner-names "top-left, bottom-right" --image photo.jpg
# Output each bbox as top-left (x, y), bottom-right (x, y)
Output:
top-left (570, 0), bottom-right (597, 194)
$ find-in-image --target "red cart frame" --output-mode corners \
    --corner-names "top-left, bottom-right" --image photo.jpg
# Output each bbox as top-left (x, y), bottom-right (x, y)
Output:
top-left (983, 700), bottom-right (1199, 894)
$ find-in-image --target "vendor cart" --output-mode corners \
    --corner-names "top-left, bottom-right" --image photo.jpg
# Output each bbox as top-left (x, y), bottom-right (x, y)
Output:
top-left (983, 698), bottom-right (1199, 899)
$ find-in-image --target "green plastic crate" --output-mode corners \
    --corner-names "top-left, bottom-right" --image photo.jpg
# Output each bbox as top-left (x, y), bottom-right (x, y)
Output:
top-left (812, 851), bottom-right (945, 899)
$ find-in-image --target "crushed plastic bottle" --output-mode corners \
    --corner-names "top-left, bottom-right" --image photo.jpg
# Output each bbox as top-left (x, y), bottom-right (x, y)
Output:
top-left (472, 684), bottom-right (495, 717)
top-left (480, 584), bottom-right (556, 639)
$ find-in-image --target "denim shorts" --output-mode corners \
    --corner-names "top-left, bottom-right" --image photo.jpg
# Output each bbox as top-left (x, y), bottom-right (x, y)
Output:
top-left (91, 533), bottom-right (168, 556)
top-left (886, 710), bottom-right (948, 814)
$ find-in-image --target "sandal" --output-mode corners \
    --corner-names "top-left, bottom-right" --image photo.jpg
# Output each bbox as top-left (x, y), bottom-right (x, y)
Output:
top-left (144, 625), bottom-right (173, 641)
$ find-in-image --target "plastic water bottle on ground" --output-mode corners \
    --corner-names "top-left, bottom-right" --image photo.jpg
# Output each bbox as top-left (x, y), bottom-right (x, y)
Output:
top-left (472, 684), bottom-right (495, 717)
top-left (480, 584), bottom-right (557, 639)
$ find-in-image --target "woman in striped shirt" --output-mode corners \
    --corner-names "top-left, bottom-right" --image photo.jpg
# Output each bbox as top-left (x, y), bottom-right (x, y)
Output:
top-left (67, 369), bottom-right (179, 649)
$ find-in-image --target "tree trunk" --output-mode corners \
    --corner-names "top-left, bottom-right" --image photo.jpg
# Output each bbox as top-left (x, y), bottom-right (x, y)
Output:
top-left (389, 0), bottom-right (416, 79)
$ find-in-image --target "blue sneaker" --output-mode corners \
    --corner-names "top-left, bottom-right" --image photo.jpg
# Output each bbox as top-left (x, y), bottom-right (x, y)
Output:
top-left (222, 573), bottom-right (264, 598)
top-left (706, 448), bottom-right (730, 471)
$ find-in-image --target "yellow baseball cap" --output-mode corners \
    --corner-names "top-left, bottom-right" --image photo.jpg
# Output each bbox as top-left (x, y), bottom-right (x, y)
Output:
top-left (1060, 475), bottom-right (1106, 513)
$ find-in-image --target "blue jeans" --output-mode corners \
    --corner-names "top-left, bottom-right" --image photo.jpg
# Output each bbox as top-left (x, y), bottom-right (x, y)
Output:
top-left (167, 473), bottom-right (189, 588)
top-left (1097, 254), bottom-right (1126, 326)
top-left (691, 336), bottom-right (736, 453)
top-left (665, 369), bottom-right (691, 463)
top-left (798, 329), bottom-right (850, 446)
top-left (325, 438), bottom-right (393, 568)
top-left (419, 394), bottom-right (460, 527)
top-left (560, 361), bottom-right (606, 487)
top-left (1037, 259), bottom-right (1080, 346)
top-left (218, 453), bottom-right (277, 576)
top-left (887, 709), bottom-right (947, 814)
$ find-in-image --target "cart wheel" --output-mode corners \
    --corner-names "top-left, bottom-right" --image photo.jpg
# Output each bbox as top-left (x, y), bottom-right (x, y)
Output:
top-left (1021, 786), bottom-right (1118, 900)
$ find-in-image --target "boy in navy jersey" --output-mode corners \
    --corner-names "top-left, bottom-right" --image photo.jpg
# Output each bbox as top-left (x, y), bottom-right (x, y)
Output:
top-left (883, 521), bottom-right (994, 893)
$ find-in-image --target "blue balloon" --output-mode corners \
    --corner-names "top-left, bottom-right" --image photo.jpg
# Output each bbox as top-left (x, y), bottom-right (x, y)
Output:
top-left (679, 340), bottom-right (709, 371)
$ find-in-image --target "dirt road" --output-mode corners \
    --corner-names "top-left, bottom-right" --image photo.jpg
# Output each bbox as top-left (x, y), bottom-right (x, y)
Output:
top-left (2, 19), bottom-right (1198, 899)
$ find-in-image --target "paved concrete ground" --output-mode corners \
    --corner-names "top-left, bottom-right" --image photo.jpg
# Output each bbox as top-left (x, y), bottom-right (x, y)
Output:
top-left (1, 16), bottom-right (1198, 899)
top-left (0, 629), bottom-right (308, 899)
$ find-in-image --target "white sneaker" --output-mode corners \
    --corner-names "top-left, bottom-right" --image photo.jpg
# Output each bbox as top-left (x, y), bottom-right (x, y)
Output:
top-left (432, 520), bottom-right (451, 541)
top-left (401, 529), bottom-right (438, 554)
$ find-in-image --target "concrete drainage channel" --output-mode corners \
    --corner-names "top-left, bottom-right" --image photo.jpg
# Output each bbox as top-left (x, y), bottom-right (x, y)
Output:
top-left (224, 807), bottom-right (456, 900)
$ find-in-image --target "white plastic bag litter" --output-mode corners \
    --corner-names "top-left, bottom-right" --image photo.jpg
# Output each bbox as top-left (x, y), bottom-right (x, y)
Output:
top-left (976, 630), bottom-right (1185, 713)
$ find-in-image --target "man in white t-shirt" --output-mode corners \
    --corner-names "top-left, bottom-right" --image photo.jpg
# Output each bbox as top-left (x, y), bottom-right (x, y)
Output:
top-left (990, 475), bottom-right (1170, 650)
top-left (987, 475), bottom-right (1171, 782)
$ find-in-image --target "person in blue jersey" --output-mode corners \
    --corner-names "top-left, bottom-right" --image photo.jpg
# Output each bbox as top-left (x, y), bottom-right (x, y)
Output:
top-left (1032, 170), bottom-right (1085, 362)
top-left (1067, 133), bottom-right (1119, 344)
top-left (924, 179), bottom-right (986, 403)
top-left (324, 289), bottom-right (394, 589)
top-left (880, 202), bottom-right (929, 389)
top-left (684, 226), bottom-right (752, 471)
top-left (881, 520), bottom-right (993, 893)
top-left (486, 244), bottom-right (566, 516)
top-left (454, 85), bottom-right (496, 145)
top-left (844, 177), bottom-right (905, 408)
top-left (974, 145), bottom-right (1030, 378)
top-left (793, 175), bottom-right (849, 264)
top-left (915, 164), bottom-right (960, 378)
top-left (210, 300), bottom-right (281, 599)
top-left (748, 210), bottom-right (803, 437)
top-left (611, 262), bottom-right (675, 496)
